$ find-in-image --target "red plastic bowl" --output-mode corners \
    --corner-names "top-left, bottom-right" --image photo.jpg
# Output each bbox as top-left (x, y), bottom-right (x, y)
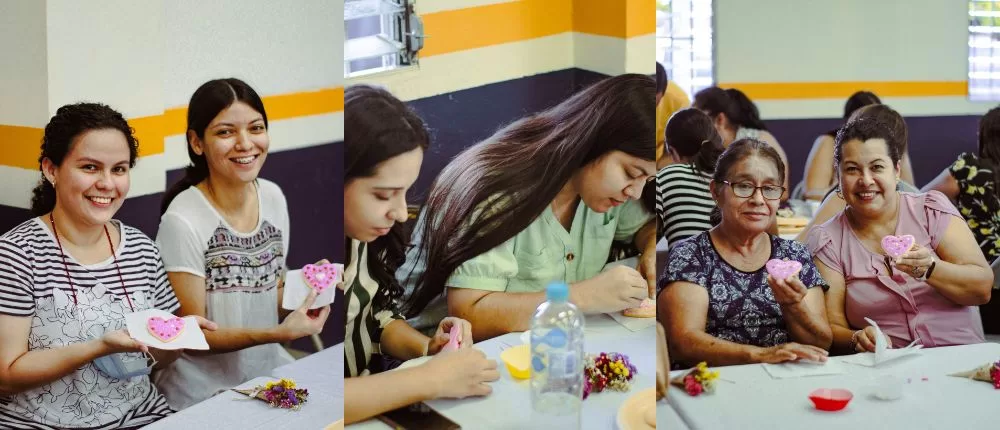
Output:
top-left (808, 388), bottom-right (853, 411)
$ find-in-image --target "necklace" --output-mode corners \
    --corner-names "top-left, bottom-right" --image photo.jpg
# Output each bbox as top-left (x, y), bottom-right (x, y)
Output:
top-left (49, 213), bottom-right (134, 311)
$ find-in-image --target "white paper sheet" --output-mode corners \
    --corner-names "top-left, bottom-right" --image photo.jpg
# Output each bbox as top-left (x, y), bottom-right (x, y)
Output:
top-left (281, 265), bottom-right (341, 310)
top-left (840, 317), bottom-right (923, 367)
top-left (607, 310), bottom-right (657, 332)
top-left (124, 309), bottom-right (209, 350)
top-left (761, 359), bottom-right (847, 379)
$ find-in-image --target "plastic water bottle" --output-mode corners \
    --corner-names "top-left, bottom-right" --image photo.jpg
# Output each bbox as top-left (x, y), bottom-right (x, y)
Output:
top-left (530, 282), bottom-right (585, 429)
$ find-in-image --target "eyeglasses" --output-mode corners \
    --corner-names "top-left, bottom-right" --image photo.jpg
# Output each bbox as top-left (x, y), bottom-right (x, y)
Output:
top-left (721, 181), bottom-right (785, 200)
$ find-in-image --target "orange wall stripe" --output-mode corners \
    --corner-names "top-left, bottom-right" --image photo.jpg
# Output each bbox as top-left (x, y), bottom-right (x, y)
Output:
top-left (0, 125), bottom-right (45, 170)
top-left (421, 0), bottom-right (573, 57)
top-left (1, 87), bottom-right (345, 169)
top-left (722, 81), bottom-right (968, 100)
top-left (625, 0), bottom-right (656, 38)
top-left (572, 0), bottom-right (625, 38)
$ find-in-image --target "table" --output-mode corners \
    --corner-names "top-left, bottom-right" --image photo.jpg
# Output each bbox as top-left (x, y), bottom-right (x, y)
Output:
top-left (668, 342), bottom-right (1000, 429)
top-left (146, 344), bottom-right (344, 429)
top-left (348, 314), bottom-right (655, 429)
top-left (657, 402), bottom-right (689, 430)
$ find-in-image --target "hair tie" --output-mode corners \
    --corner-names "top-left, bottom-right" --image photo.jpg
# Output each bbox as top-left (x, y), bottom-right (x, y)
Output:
top-left (700, 139), bottom-right (710, 147)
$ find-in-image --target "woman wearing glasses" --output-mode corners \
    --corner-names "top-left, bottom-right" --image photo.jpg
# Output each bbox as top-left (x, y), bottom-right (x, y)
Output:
top-left (807, 118), bottom-right (990, 354)
top-left (658, 139), bottom-right (832, 367)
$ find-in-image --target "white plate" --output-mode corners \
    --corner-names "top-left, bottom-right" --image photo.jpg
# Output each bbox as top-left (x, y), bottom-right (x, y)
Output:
top-left (616, 387), bottom-right (656, 430)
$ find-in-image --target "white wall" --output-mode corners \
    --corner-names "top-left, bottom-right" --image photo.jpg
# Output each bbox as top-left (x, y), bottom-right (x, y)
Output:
top-left (715, 0), bottom-right (993, 119)
top-left (0, 0), bottom-right (48, 128)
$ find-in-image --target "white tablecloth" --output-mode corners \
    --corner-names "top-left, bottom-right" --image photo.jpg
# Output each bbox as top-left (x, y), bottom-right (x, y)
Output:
top-left (668, 342), bottom-right (1000, 430)
top-left (146, 344), bottom-right (344, 429)
top-left (658, 402), bottom-right (689, 430)
top-left (349, 314), bottom-right (656, 429)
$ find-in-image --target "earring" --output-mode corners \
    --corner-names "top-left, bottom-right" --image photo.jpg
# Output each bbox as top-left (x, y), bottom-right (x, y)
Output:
top-left (835, 188), bottom-right (844, 199)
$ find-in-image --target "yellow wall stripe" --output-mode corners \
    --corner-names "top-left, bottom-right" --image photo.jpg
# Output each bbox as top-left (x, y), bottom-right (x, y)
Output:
top-left (1, 87), bottom-right (345, 170)
top-left (421, 0), bottom-right (572, 57)
top-left (1, 125), bottom-right (45, 171)
top-left (420, 0), bottom-right (654, 58)
top-left (723, 81), bottom-right (967, 100)
top-left (625, 0), bottom-right (656, 38)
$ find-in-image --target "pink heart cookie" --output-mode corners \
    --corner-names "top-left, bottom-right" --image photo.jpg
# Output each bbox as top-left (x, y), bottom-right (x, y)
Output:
top-left (766, 259), bottom-right (802, 280)
top-left (147, 316), bottom-right (185, 343)
top-left (881, 234), bottom-right (915, 259)
top-left (302, 263), bottom-right (339, 294)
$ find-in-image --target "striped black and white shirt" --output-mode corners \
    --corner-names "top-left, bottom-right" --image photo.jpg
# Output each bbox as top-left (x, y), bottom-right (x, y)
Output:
top-left (344, 239), bottom-right (404, 377)
top-left (656, 164), bottom-right (716, 243)
top-left (0, 218), bottom-right (179, 429)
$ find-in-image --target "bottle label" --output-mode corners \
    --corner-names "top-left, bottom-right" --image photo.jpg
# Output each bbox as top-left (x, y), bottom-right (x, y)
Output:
top-left (546, 351), bottom-right (578, 378)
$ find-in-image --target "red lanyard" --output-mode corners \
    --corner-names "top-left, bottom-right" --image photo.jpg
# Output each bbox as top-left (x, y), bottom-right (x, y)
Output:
top-left (49, 213), bottom-right (135, 312)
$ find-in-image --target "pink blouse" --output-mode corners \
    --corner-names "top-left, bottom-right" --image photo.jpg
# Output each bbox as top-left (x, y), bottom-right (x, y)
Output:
top-left (808, 191), bottom-right (985, 348)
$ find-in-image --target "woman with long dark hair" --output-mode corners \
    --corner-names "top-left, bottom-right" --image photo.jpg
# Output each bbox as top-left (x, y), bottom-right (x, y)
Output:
top-left (153, 78), bottom-right (330, 410)
top-left (692, 86), bottom-right (790, 200)
top-left (343, 85), bottom-right (498, 424)
top-left (0, 103), bottom-right (214, 429)
top-left (399, 74), bottom-right (658, 341)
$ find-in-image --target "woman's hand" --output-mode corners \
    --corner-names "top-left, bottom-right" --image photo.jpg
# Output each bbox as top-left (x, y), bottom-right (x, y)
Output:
top-left (894, 244), bottom-right (934, 279)
top-left (752, 343), bottom-right (828, 363)
top-left (421, 348), bottom-right (500, 399)
top-left (576, 266), bottom-right (647, 313)
top-left (851, 326), bottom-right (893, 353)
top-left (101, 329), bottom-right (148, 355)
top-left (766, 275), bottom-right (808, 306)
top-left (277, 289), bottom-right (331, 341)
top-left (426, 317), bottom-right (473, 356)
top-left (638, 252), bottom-right (657, 299)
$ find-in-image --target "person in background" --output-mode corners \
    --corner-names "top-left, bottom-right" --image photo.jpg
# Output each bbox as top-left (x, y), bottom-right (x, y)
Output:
top-left (808, 117), bottom-right (991, 354)
top-left (656, 108), bottom-right (724, 243)
top-left (659, 139), bottom-right (832, 368)
top-left (655, 63), bottom-right (691, 170)
top-left (922, 105), bottom-right (1000, 335)
top-left (802, 91), bottom-right (914, 201)
top-left (343, 85), bottom-right (498, 424)
top-left (692, 87), bottom-right (790, 200)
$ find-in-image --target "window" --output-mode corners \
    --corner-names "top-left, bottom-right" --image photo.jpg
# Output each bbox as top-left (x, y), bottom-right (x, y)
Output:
top-left (344, 0), bottom-right (424, 78)
top-left (970, 1), bottom-right (1000, 100)
top-left (655, 0), bottom-right (714, 99)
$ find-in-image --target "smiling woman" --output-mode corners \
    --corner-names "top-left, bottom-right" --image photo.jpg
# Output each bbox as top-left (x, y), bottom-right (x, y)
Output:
top-left (152, 78), bottom-right (330, 410)
top-left (0, 103), bottom-right (216, 429)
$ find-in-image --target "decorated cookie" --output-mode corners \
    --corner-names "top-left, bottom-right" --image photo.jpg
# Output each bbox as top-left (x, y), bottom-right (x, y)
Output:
top-left (147, 316), bottom-right (185, 343)
top-left (302, 263), bottom-right (339, 294)
top-left (881, 234), bottom-right (915, 259)
top-left (623, 298), bottom-right (655, 318)
top-left (766, 259), bottom-right (802, 280)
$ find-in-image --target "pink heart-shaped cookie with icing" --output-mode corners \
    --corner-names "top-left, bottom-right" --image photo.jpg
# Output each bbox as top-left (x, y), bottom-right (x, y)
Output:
top-left (147, 317), bottom-right (185, 343)
top-left (302, 263), bottom-right (339, 294)
top-left (881, 234), bottom-right (915, 259)
top-left (766, 259), bottom-right (802, 280)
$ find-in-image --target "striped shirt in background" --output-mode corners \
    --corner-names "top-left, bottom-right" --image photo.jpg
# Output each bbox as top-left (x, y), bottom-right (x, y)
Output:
top-left (656, 164), bottom-right (715, 243)
top-left (344, 239), bottom-right (405, 377)
top-left (0, 218), bottom-right (179, 429)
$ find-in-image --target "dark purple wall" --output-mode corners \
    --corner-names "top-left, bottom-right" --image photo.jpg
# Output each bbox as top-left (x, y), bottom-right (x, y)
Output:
top-left (767, 115), bottom-right (981, 190)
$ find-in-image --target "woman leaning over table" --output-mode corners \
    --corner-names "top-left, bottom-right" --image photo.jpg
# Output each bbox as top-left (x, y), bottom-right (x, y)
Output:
top-left (659, 139), bottom-right (832, 368)
top-left (807, 117), bottom-right (991, 354)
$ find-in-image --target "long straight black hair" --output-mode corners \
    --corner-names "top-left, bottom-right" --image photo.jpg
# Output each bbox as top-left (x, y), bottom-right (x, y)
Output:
top-left (160, 78), bottom-right (268, 214)
top-left (403, 73), bottom-right (655, 317)
top-left (345, 85), bottom-right (430, 310)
